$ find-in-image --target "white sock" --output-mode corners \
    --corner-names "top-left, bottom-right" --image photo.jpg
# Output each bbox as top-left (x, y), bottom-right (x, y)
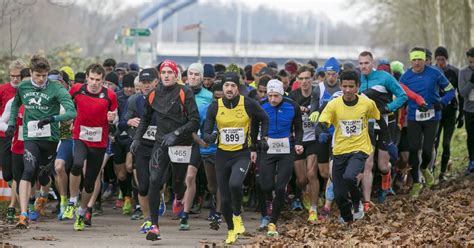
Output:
top-left (310, 206), bottom-right (317, 212)
top-left (77, 207), bottom-right (86, 216)
top-left (69, 196), bottom-right (78, 204)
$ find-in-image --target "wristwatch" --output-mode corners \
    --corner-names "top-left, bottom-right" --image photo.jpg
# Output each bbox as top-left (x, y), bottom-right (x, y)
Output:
top-left (174, 130), bottom-right (180, 136)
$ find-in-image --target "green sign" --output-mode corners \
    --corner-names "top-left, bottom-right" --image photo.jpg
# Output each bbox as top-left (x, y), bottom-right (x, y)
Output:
top-left (130, 28), bottom-right (152, 37)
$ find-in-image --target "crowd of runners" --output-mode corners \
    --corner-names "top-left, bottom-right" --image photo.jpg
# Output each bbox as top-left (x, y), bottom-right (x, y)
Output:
top-left (0, 45), bottom-right (473, 244)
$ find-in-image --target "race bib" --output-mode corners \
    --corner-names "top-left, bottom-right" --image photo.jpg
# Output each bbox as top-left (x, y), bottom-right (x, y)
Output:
top-left (18, 125), bottom-right (24, 141)
top-left (468, 89), bottom-right (474, 101)
top-left (415, 109), bottom-right (435, 121)
top-left (373, 115), bottom-right (389, 130)
top-left (142, 126), bottom-right (157, 141)
top-left (79, 126), bottom-right (103, 142)
top-left (168, 146), bottom-right (192, 163)
top-left (27, 121), bottom-right (51, 138)
top-left (339, 120), bottom-right (362, 137)
top-left (267, 137), bottom-right (290, 154)
top-left (220, 127), bottom-right (245, 145)
top-left (302, 114), bottom-right (314, 131)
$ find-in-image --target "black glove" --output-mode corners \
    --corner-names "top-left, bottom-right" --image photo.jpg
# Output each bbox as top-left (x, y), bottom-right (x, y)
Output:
top-left (417, 103), bottom-right (429, 112)
top-left (432, 102), bottom-right (443, 111)
top-left (37, 116), bottom-right (55, 129)
top-left (203, 131), bottom-right (217, 145)
top-left (259, 139), bottom-right (269, 152)
top-left (381, 105), bottom-right (390, 114)
top-left (130, 140), bottom-right (140, 155)
top-left (5, 125), bottom-right (15, 138)
top-left (161, 132), bottom-right (179, 147)
top-left (456, 115), bottom-right (464, 129)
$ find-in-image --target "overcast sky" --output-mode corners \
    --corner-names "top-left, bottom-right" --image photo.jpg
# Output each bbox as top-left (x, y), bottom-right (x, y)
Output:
top-left (125, 0), bottom-right (365, 25)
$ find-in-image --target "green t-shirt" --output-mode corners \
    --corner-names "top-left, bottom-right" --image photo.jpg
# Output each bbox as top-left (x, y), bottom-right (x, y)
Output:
top-left (8, 80), bottom-right (76, 142)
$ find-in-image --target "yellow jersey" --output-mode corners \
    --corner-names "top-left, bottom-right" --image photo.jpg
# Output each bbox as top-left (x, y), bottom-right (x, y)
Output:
top-left (215, 95), bottom-right (251, 151)
top-left (319, 95), bottom-right (380, 155)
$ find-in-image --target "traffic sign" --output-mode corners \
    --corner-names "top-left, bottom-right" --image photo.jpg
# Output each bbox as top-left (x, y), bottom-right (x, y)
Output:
top-left (123, 28), bottom-right (152, 37)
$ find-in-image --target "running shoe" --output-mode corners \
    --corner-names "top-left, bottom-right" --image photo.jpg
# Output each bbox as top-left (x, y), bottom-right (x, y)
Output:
top-left (146, 225), bottom-right (161, 241)
top-left (34, 196), bottom-right (48, 216)
top-left (179, 216), bottom-right (189, 231)
top-left (258, 216), bottom-right (270, 231)
top-left (291, 198), bottom-right (303, 211)
top-left (6, 207), bottom-right (15, 224)
top-left (114, 198), bottom-right (124, 209)
top-left (131, 208), bottom-right (143, 220)
top-left (74, 213), bottom-right (85, 231)
top-left (58, 203), bottom-right (67, 220)
top-left (465, 161), bottom-right (474, 176)
top-left (172, 198), bottom-right (184, 217)
top-left (302, 192), bottom-right (311, 210)
top-left (421, 169), bottom-right (434, 187)
top-left (102, 184), bottom-right (114, 199)
top-left (307, 210), bottom-right (318, 224)
top-left (363, 202), bottom-right (370, 212)
top-left (84, 208), bottom-right (93, 226)
top-left (209, 213), bottom-right (221, 231)
top-left (139, 219), bottom-right (152, 234)
top-left (28, 204), bottom-right (39, 222)
top-left (159, 193), bottom-right (166, 216)
top-left (266, 223), bottom-right (278, 237)
top-left (63, 203), bottom-right (76, 220)
top-left (232, 215), bottom-right (245, 234)
top-left (122, 196), bottom-right (132, 215)
top-left (225, 229), bottom-right (238, 244)
top-left (16, 214), bottom-right (28, 229)
top-left (93, 201), bottom-right (103, 216)
top-left (318, 206), bottom-right (331, 220)
top-left (409, 183), bottom-right (423, 198)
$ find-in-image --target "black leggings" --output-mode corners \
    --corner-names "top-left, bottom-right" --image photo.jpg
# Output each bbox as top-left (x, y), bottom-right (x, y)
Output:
top-left (72, 140), bottom-right (106, 193)
top-left (23, 140), bottom-right (57, 185)
top-left (465, 111), bottom-right (474, 161)
top-left (435, 107), bottom-right (456, 174)
top-left (12, 153), bottom-right (29, 193)
top-left (259, 152), bottom-right (294, 224)
top-left (1, 137), bottom-right (13, 182)
top-left (215, 149), bottom-right (250, 230)
top-left (134, 146), bottom-right (152, 197)
top-left (407, 121), bottom-right (439, 183)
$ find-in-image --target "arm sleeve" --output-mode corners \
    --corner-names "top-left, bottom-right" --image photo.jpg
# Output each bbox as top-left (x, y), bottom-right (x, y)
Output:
top-left (54, 87), bottom-right (77, 122)
top-left (245, 98), bottom-right (269, 145)
top-left (318, 101), bottom-right (334, 126)
top-left (8, 92), bottom-right (21, 127)
top-left (292, 101), bottom-right (303, 145)
top-left (202, 102), bottom-right (218, 139)
top-left (176, 89), bottom-right (200, 136)
top-left (0, 98), bottom-right (12, 131)
top-left (385, 75), bottom-right (408, 112)
top-left (118, 96), bottom-right (133, 132)
top-left (310, 86), bottom-right (321, 113)
top-left (438, 73), bottom-right (455, 106)
top-left (368, 99), bottom-right (381, 120)
top-left (458, 69), bottom-right (474, 98)
top-left (400, 83), bottom-right (426, 106)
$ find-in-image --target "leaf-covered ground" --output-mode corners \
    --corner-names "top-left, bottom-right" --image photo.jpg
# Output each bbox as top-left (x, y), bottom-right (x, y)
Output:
top-left (252, 176), bottom-right (474, 247)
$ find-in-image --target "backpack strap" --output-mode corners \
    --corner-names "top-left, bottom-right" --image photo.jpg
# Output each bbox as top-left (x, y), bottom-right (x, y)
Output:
top-left (179, 87), bottom-right (186, 115)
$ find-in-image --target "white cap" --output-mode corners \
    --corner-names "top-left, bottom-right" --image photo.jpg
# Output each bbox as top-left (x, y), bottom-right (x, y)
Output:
top-left (266, 79), bottom-right (284, 95)
top-left (187, 63), bottom-right (204, 78)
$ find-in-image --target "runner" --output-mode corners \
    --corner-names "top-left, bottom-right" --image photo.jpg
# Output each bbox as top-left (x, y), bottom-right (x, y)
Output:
top-left (259, 79), bottom-right (303, 237)
top-left (317, 69), bottom-right (380, 223)
top-left (0, 59), bottom-right (26, 224)
top-left (288, 65), bottom-right (320, 223)
top-left (124, 68), bottom-right (158, 232)
top-left (203, 71), bottom-right (269, 244)
top-left (358, 51), bottom-right (407, 209)
top-left (459, 47), bottom-right (474, 175)
top-left (7, 55), bottom-right (76, 229)
top-left (67, 63), bottom-right (118, 231)
top-left (400, 47), bottom-right (455, 198)
top-left (132, 60), bottom-right (200, 241)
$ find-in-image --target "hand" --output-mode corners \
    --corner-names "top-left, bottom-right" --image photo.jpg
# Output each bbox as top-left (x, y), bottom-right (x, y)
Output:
top-left (259, 139), bottom-right (269, 152)
top-left (318, 132), bottom-right (330, 143)
top-left (107, 111), bottom-right (117, 122)
top-left (127, 118), bottom-right (141, 128)
top-left (385, 142), bottom-right (398, 162)
top-left (295, 145), bottom-right (304, 155)
top-left (417, 103), bottom-right (429, 112)
top-left (250, 151), bottom-right (257, 163)
top-left (432, 102), bottom-right (443, 111)
top-left (203, 131), bottom-right (217, 144)
top-left (5, 125), bottom-right (15, 138)
top-left (300, 106), bottom-right (309, 113)
top-left (456, 115), bottom-right (464, 129)
top-left (37, 116), bottom-right (55, 129)
top-left (161, 132), bottom-right (178, 147)
top-left (130, 140), bottom-right (140, 155)
top-left (309, 111), bottom-right (320, 122)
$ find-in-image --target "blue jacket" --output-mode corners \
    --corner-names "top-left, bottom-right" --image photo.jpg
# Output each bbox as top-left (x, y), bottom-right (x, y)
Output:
top-left (260, 97), bottom-right (303, 146)
top-left (400, 65), bottom-right (455, 121)
top-left (198, 103), bottom-right (217, 155)
top-left (194, 87), bottom-right (213, 109)
top-left (359, 69), bottom-right (407, 112)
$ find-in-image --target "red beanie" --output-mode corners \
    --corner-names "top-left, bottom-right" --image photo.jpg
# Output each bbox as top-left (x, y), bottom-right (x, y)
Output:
top-left (159, 60), bottom-right (178, 77)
